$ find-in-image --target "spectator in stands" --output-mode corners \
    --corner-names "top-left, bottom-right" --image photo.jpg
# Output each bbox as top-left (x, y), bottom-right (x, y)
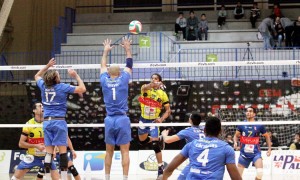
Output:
top-left (273, 17), bottom-right (285, 48)
top-left (261, 130), bottom-right (279, 147)
top-left (271, 3), bottom-right (282, 19)
top-left (280, 17), bottom-right (294, 47)
top-left (233, 1), bottom-right (244, 20)
top-left (250, 2), bottom-right (260, 28)
top-left (258, 17), bottom-right (275, 50)
top-left (225, 133), bottom-right (234, 147)
top-left (218, 5), bottom-right (227, 28)
top-left (174, 12), bottom-right (187, 40)
top-left (186, 10), bottom-right (199, 41)
top-left (289, 133), bottom-right (300, 150)
top-left (293, 16), bottom-right (300, 47)
top-left (198, 14), bottom-right (208, 40)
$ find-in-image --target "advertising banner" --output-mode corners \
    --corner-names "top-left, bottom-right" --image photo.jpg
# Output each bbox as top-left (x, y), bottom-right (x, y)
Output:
top-left (0, 150), bottom-right (11, 173)
top-left (73, 151), bottom-right (138, 175)
top-left (271, 150), bottom-right (300, 174)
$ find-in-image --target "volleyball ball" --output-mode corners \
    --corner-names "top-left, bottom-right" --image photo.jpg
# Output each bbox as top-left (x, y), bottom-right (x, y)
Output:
top-left (129, 20), bottom-right (142, 34)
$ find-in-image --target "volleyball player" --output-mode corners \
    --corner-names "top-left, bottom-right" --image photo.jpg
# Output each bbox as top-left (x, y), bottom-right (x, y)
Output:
top-left (34, 58), bottom-right (86, 180)
top-left (233, 106), bottom-right (272, 180)
top-left (163, 117), bottom-right (241, 180)
top-left (100, 37), bottom-right (132, 180)
top-left (161, 112), bottom-right (204, 179)
top-left (11, 102), bottom-right (59, 180)
top-left (138, 73), bottom-right (171, 179)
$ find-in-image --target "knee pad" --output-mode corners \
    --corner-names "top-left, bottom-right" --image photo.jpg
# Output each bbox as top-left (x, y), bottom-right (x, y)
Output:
top-left (44, 153), bottom-right (53, 173)
top-left (256, 168), bottom-right (263, 179)
top-left (37, 167), bottom-right (44, 178)
top-left (68, 165), bottom-right (79, 177)
top-left (152, 141), bottom-right (161, 154)
top-left (59, 153), bottom-right (68, 170)
top-left (11, 176), bottom-right (20, 180)
top-left (139, 136), bottom-right (150, 145)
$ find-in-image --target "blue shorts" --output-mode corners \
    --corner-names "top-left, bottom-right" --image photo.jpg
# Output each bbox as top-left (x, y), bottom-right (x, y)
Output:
top-left (43, 120), bottom-right (68, 146)
top-left (138, 116), bottom-right (159, 138)
top-left (238, 152), bottom-right (262, 168)
top-left (178, 164), bottom-right (190, 180)
top-left (17, 155), bottom-right (56, 170)
top-left (104, 115), bottom-right (131, 145)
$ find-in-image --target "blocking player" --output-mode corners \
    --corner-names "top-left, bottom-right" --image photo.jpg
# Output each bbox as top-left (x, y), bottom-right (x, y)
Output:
top-left (11, 102), bottom-right (59, 180)
top-left (100, 37), bottom-right (133, 180)
top-left (138, 73), bottom-right (171, 178)
top-left (34, 58), bottom-right (86, 180)
top-left (233, 106), bottom-right (272, 180)
top-left (161, 112), bottom-right (204, 179)
top-left (163, 117), bottom-right (241, 180)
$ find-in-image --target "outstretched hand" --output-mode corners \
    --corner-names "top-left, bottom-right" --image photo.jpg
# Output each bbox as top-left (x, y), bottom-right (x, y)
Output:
top-left (68, 69), bottom-right (78, 78)
top-left (120, 36), bottom-right (132, 51)
top-left (161, 129), bottom-right (169, 136)
top-left (46, 58), bottom-right (56, 67)
top-left (103, 39), bottom-right (114, 52)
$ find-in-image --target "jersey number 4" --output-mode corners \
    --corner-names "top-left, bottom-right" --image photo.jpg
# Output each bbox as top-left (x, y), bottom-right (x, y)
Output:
top-left (45, 92), bottom-right (56, 102)
top-left (197, 149), bottom-right (209, 166)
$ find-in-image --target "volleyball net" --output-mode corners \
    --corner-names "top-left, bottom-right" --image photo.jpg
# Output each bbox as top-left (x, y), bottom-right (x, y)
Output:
top-left (0, 60), bottom-right (300, 150)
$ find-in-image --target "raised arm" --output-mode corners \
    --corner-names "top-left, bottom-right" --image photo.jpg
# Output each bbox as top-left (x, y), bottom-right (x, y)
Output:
top-left (141, 81), bottom-right (166, 92)
top-left (101, 39), bottom-right (114, 74)
top-left (34, 58), bottom-right (56, 81)
top-left (120, 36), bottom-right (133, 74)
top-left (68, 69), bottom-right (86, 94)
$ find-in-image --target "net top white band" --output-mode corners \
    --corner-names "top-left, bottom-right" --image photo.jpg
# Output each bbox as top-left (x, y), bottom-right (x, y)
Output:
top-left (0, 60), bottom-right (299, 71)
top-left (1, 121), bottom-right (300, 128)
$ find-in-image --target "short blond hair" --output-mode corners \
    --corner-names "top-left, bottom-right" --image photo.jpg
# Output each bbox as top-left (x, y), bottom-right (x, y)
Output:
top-left (43, 70), bottom-right (57, 87)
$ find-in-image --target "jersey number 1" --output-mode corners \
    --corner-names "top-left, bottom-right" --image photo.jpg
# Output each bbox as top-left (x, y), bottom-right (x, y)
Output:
top-left (112, 88), bottom-right (116, 100)
top-left (197, 149), bottom-right (209, 166)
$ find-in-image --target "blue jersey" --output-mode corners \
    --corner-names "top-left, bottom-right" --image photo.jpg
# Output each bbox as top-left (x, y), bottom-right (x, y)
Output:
top-left (100, 71), bottom-right (130, 116)
top-left (237, 123), bottom-right (267, 158)
top-left (181, 137), bottom-right (235, 180)
top-left (177, 126), bottom-right (205, 143)
top-left (37, 79), bottom-right (75, 117)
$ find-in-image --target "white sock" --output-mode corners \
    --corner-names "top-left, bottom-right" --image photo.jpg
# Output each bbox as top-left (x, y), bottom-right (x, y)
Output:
top-left (158, 163), bottom-right (163, 167)
top-left (11, 176), bottom-right (20, 180)
top-left (61, 171), bottom-right (68, 180)
top-left (123, 175), bottom-right (128, 180)
top-left (105, 174), bottom-right (110, 180)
